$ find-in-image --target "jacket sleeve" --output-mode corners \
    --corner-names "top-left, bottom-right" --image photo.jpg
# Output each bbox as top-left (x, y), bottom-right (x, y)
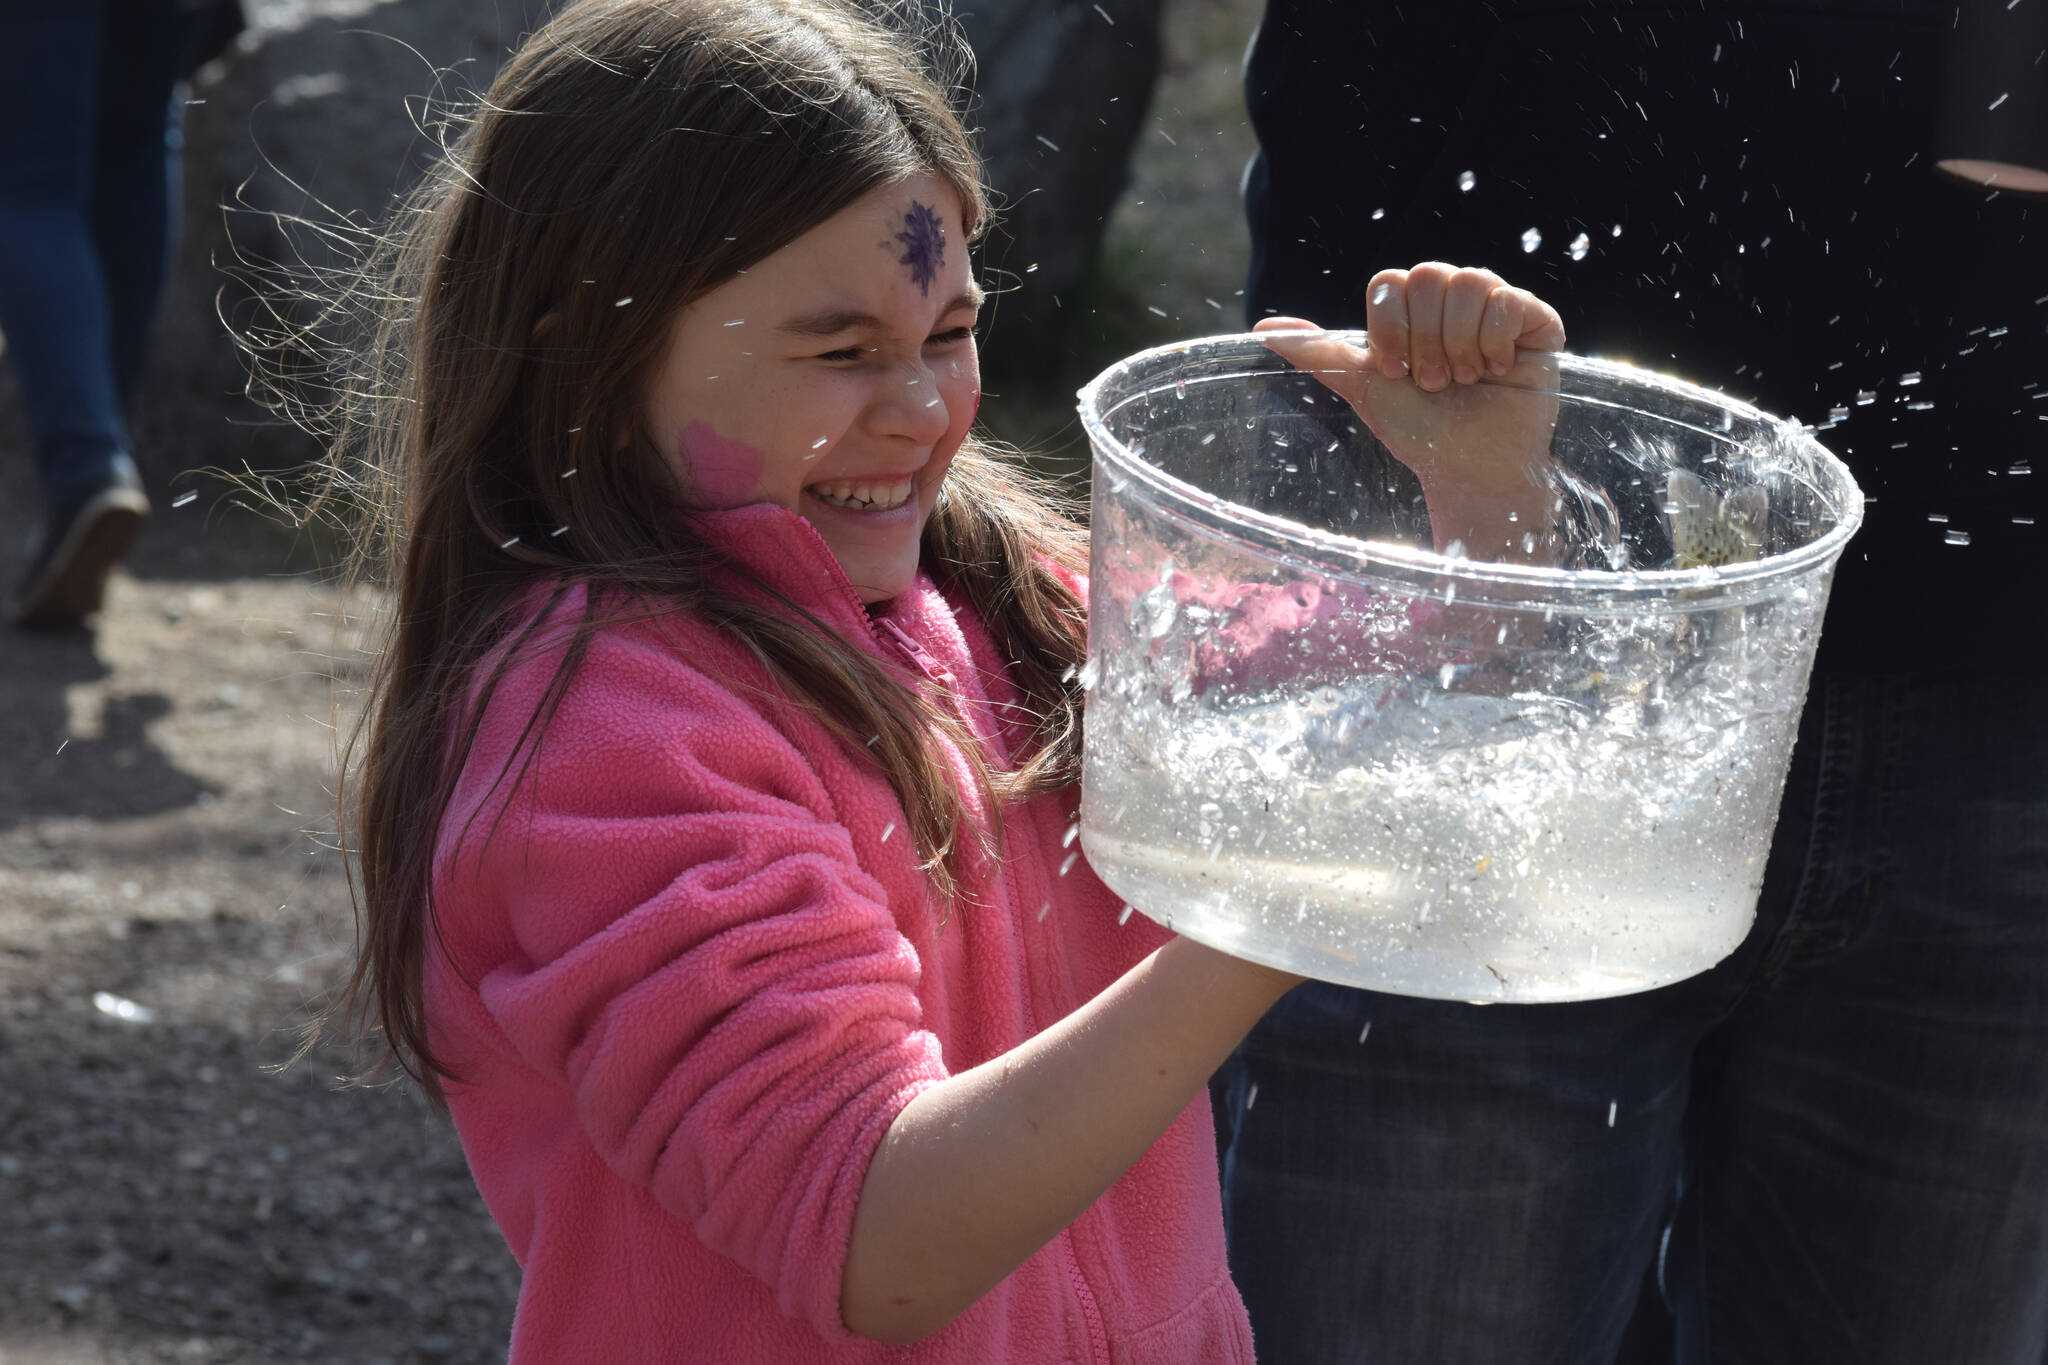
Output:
top-left (439, 621), bottom-right (948, 1340)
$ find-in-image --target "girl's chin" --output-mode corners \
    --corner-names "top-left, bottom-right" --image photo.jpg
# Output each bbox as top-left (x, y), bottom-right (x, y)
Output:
top-left (801, 495), bottom-right (927, 602)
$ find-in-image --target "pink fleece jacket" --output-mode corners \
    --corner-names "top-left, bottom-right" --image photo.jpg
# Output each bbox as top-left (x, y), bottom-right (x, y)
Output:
top-left (424, 502), bottom-right (1255, 1363)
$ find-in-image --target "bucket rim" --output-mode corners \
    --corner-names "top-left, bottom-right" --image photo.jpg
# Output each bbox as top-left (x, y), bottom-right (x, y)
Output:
top-left (1076, 331), bottom-right (1866, 606)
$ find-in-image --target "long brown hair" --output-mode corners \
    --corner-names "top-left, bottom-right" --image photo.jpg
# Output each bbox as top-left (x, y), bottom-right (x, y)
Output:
top-left (278, 0), bottom-right (1089, 1099)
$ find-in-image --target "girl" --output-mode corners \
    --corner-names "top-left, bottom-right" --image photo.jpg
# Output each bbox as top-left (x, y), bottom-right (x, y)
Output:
top-left (305, 0), bottom-right (1564, 1358)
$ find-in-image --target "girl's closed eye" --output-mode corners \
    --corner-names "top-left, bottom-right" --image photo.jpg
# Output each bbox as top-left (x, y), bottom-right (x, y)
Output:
top-left (927, 326), bottom-right (974, 347)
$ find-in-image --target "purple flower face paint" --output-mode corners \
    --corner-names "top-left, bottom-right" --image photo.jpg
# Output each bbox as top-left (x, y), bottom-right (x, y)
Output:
top-left (894, 201), bottom-right (946, 297)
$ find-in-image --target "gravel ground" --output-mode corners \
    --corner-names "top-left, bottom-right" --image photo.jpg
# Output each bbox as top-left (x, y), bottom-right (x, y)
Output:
top-left (0, 2), bottom-right (1260, 1360)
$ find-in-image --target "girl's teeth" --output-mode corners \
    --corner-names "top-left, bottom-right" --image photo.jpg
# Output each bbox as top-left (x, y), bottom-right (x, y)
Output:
top-left (809, 478), bottom-right (913, 510)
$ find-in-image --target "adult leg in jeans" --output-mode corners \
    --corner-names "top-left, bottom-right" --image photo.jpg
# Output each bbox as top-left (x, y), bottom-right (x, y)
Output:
top-left (93, 0), bottom-right (203, 411)
top-left (0, 1), bottom-right (197, 624)
top-left (1668, 676), bottom-right (2048, 1364)
top-left (0, 6), bottom-right (127, 471)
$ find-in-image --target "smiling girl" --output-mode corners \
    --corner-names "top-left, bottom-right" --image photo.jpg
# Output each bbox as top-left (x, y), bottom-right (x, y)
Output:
top-left (302, 1), bottom-right (1560, 1360)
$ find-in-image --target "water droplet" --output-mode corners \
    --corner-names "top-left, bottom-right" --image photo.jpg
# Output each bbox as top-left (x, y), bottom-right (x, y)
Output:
top-left (92, 991), bottom-right (155, 1025)
top-left (1358, 1021), bottom-right (1373, 1043)
top-left (1035, 134), bottom-right (1061, 152)
top-left (560, 467), bottom-right (578, 478)
top-left (1520, 226), bottom-right (1542, 253)
top-left (1899, 371), bottom-right (1923, 386)
top-left (171, 490), bottom-right (198, 508)
top-left (1854, 390), bottom-right (1877, 406)
top-left (722, 317), bottom-right (745, 327)
top-left (1568, 232), bottom-right (1590, 261)
top-left (1371, 207), bottom-right (1386, 220)
top-left (499, 536), bottom-right (521, 550)
top-left (614, 296), bottom-right (634, 307)
top-left (550, 525), bottom-right (569, 537)
top-left (1607, 1100), bottom-right (1618, 1127)
top-left (1456, 169), bottom-right (1477, 192)
top-left (1611, 224), bottom-right (1624, 238)
top-left (881, 821), bottom-right (895, 842)
top-left (1945, 529), bottom-right (1972, 546)
top-left (1059, 851), bottom-right (1079, 877)
top-left (1117, 903), bottom-right (1135, 925)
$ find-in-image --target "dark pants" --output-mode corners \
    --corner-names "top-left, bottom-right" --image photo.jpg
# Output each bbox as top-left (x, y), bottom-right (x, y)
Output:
top-left (0, 1), bottom-right (202, 495)
top-left (1219, 675), bottom-right (2048, 1364)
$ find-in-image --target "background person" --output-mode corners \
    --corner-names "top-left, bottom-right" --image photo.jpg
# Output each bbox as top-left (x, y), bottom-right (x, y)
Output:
top-left (1217, 3), bottom-right (2048, 1363)
top-left (0, 0), bottom-right (243, 628)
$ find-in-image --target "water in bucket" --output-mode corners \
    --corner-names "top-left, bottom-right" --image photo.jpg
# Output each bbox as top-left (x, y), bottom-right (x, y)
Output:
top-left (1076, 334), bottom-right (1862, 1002)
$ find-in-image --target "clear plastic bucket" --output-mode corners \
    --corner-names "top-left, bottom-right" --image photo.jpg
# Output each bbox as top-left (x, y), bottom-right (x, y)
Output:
top-left (1076, 333), bottom-right (1863, 1002)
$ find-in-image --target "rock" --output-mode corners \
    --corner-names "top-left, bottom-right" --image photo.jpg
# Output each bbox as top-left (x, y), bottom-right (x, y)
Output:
top-left (132, 1), bottom-right (546, 485)
top-left (955, 0), bottom-right (1164, 379)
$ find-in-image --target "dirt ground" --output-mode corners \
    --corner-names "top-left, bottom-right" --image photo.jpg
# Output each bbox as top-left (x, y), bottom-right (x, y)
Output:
top-left (0, 3), bottom-right (1260, 1362)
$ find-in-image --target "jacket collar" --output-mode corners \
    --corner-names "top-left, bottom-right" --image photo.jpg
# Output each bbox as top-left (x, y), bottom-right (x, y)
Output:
top-left (686, 501), bottom-right (890, 644)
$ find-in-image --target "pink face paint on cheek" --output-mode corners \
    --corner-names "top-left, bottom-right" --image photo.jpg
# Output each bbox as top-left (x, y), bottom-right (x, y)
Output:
top-left (677, 420), bottom-right (765, 507)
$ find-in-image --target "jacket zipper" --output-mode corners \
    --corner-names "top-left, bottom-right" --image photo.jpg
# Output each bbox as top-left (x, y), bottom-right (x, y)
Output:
top-left (780, 511), bottom-right (1109, 1356)
top-left (781, 516), bottom-right (951, 684)
top-left (1064, 1230), bottom-right (1112, 1364)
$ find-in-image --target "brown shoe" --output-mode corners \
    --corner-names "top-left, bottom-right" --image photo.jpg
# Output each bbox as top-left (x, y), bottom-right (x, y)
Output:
top-left (12, 457), bottom-right (150, 628)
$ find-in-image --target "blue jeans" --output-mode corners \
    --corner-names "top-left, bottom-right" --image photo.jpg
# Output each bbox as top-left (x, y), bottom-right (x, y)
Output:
top-left (0, 1), bottom-right (200, 494)
top-left (1217, 672), bottom-right (2048, 1363)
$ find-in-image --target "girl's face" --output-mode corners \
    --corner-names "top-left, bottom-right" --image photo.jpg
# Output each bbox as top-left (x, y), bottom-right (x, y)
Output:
top-left (641, 174), bottom-right (982, 603)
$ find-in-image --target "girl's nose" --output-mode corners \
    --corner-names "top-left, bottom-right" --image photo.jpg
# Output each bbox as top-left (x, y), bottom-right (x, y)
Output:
top-left (870, 361), bottom-right (952, 445)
